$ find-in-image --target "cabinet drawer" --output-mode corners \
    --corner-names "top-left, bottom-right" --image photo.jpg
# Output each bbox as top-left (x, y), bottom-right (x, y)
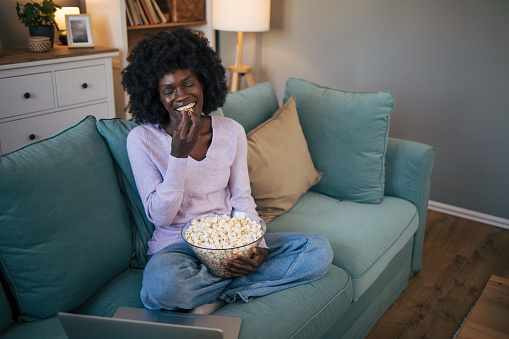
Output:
top-left (0, 103), bottom-right (108, 154)
top-left (0, 72), bottom-right (55, 119)
top-left (55, 65), bottom-right (108, 107)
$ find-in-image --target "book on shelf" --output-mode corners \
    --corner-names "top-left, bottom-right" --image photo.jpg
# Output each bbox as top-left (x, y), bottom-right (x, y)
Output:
top-left (139, 0), bottom-right (154, 25)
top-left (135, 0), bottom-right (149, 25)
top-left (151, 0), bottom-right (168, 23)
top-left (126, 6), bottom-right (134, 26)
top-left (145, 0), bottom-right (162, 24)
top-left (126, 0), bottom-right (141, 25)
top-left (126, 0), bottom-right (168, 26)
top-left (128, 0), bottom-right (145, 25)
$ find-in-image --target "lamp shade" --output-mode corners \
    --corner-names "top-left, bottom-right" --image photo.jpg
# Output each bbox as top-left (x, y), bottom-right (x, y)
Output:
top-left (55, 7), bottom-right (80, 31)
top-left (212, 0), bottom-right (271, 32)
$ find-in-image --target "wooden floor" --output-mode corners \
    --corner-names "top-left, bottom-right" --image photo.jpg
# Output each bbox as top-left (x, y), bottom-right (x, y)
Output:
top-left (366, 210), bottom-right (509, 339)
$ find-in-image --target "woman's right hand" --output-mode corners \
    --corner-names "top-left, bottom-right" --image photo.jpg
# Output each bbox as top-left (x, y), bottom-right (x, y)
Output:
top-left (170, 108), bottom-right (202, 158)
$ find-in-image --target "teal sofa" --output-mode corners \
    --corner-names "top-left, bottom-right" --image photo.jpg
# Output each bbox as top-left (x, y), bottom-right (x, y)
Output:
top-left (0, 78), bottom-right (435, 339)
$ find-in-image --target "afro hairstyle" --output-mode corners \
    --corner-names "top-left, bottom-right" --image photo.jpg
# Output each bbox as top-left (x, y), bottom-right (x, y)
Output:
top-left (121, 28), bottom-right (227, 125)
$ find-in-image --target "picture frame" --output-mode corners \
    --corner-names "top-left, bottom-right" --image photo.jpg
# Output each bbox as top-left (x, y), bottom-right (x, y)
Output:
top-left (66, 14), bottom-right (94, 48)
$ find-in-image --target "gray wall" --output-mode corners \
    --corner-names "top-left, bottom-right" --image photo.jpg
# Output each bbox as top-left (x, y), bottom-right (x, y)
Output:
top-left (219, 0), bottom-right (509, 220)
top-left (2, 0), bottom-right (508, 220)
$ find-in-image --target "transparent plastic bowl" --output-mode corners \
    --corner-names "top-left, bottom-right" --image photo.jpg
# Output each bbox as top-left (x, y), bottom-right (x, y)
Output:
top-left (182, 215), bottom-right (267, 277)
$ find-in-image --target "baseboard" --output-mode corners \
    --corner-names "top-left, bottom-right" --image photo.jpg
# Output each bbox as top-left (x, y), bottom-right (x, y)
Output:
top-left (428, 200), bottom-right (509, 230)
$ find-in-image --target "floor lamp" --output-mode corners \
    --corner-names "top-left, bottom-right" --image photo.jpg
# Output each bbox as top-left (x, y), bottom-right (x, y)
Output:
top-left (212, 0), bottom-right (271, 92)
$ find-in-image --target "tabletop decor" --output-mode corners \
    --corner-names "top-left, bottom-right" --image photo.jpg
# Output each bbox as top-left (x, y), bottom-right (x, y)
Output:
top-left (27, 36), bottom-right (51, 52)
top-left (54, 6), bottom-right (80, 45)
top-left (66, 14), bottom-right (94, 48)
top-left (16, 0), bottom-right (61, 48)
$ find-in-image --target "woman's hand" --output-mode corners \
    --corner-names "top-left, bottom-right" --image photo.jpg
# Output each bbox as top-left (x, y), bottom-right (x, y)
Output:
top-left (170, 108), bottom-right (202, 158)
top-left (222, 247), bottom-right (269, 277)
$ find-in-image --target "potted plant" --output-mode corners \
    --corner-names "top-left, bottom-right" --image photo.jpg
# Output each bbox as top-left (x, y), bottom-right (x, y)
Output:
top-left (16, 0), bottom-right (62, 47)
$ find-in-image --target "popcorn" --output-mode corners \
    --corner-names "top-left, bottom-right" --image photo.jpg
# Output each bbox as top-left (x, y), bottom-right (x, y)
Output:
top-left (182, 214), bottom-right (265, 277)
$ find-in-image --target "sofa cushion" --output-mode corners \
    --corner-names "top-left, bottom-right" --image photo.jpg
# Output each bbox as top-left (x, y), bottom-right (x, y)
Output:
top-left (97, 118), bottom-right (154, 268)
top-left (0, 316), bottom-right (68, 339)
top-left (247, 96), bottom-right (323, 223)
top-left (0, 116), bottom-right (132, 321)
top-left (210, 107), bottom-right (225, 117)
top-left (283, 78), bottom-right (394, 204)
top-left (221, 82), bottom-right (279, 133)
top-left (75, 268), bottom-right (144, 317)
top-left (267, 191), bottom-right (418, 300)
top-left (214, 264), bottom-right (352, 339)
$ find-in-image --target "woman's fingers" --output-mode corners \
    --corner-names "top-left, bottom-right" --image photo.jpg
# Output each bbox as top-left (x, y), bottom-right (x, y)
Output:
top-left (221, 247), bottom-right (269, 277)
top-left (178, 109), bottom-right (201, 141)
top-left (187, 108), bottom-right (202, 140)
top-left (170, 109), bottom-right (201, 157)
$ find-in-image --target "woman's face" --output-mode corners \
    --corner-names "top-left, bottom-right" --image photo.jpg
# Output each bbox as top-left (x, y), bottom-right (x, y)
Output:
top-left (158, 69), bottom-right (204, 124)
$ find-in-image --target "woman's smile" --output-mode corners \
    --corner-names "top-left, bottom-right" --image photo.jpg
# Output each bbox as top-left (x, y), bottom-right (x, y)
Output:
top-left (158, 69), bottom-right (204, 125)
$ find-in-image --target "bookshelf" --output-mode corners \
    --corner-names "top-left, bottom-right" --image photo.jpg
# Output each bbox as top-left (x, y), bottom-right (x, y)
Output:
top-left (126, 20), bottom-right (207, 30)
top-left (84, 0), bottom-right (214, 119)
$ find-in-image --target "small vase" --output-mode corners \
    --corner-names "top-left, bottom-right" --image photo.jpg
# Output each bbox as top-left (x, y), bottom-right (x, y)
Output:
top-left (29, 25), bottom-right (55, 48)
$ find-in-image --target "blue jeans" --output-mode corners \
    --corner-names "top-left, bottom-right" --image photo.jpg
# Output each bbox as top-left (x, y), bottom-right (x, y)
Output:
top-left (140, 232), bottom-right (333, 310)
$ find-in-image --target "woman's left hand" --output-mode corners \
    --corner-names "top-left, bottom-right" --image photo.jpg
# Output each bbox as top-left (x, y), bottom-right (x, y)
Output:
top-left (222, 247), bottom-right (269, 277)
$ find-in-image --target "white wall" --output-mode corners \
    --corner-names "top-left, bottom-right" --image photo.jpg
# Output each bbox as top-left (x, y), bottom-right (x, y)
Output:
top-left (219, 0), bottom-right (509, 220)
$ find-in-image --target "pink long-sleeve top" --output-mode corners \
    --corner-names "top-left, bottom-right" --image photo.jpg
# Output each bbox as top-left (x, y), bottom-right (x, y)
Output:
top-left (126, 115), bottom-right (261, 255)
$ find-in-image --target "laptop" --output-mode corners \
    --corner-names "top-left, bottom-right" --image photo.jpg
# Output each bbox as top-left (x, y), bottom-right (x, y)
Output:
top-left (58, 307), bottom-right (242, 339)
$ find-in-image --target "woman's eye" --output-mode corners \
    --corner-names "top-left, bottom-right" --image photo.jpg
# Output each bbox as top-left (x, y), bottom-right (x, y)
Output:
top-left (185, 82), bottom-right (195, 88)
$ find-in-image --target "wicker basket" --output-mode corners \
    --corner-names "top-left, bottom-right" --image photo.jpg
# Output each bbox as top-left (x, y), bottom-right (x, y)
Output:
top-left (27, 36), bottom-right (51, 53)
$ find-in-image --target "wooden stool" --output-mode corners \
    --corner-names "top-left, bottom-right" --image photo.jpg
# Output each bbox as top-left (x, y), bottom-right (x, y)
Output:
top-left (228, 64), bottom-right (255, 92)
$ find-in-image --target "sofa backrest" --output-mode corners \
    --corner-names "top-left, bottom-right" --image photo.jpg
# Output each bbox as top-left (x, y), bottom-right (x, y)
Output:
top-left (96, 118), bottom-right (153, 268)
top-left (0, 116), bottom-right (132, 321)
top-left (221, 82), bottom-right (279, 133)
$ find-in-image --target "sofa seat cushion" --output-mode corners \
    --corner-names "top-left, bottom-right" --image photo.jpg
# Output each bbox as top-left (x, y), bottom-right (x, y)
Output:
top-left (74, 268), bottom-right (144, 318)
top-left (214, 264), bottom-right (352, 339)
top-left (0, 116), bottom-right (132, 321)
top-left (267, 191), bottom-right (418, 300)
top-left (0, 317), bottom-right (67, 339)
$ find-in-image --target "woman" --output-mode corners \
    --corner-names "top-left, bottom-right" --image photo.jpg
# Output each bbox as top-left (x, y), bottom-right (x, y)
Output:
top-left (122, 28), bottom-right (333, 314)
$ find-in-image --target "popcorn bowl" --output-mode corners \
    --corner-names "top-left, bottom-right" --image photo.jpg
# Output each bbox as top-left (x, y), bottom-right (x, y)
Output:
top-left (182, 214), bottom-right (267, 277)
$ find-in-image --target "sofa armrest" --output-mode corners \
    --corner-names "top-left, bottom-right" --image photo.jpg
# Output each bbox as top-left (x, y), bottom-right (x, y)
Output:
top-left (385, 137), bottom-right (435, 273)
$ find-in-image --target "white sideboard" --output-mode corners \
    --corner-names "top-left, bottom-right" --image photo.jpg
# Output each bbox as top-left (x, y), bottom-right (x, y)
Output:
top-left (0, 45), bottom-right (119, 154)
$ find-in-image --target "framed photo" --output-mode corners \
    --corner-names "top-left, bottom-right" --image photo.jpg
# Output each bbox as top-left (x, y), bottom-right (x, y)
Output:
top-left (66, 14), bottom-right (94, 48)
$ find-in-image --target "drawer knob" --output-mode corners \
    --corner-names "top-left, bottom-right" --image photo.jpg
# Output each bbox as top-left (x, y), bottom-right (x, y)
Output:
top-left (81, 83), bottom-right (88, 89)
top-left (24, 92), bottom-right (31, 99)
top-left (29, 134), bottom-right (36, 140)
